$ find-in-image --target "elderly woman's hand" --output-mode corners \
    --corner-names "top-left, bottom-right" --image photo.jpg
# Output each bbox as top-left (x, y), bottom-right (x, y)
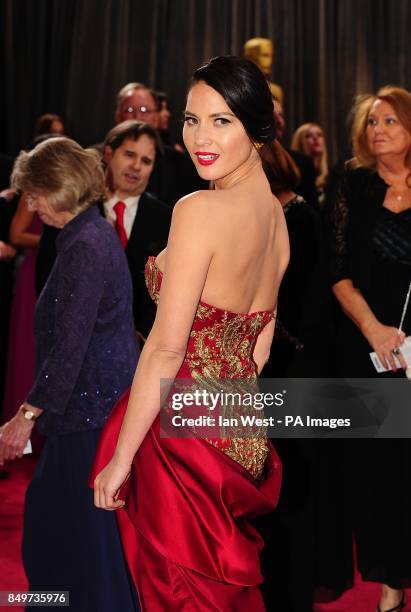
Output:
top-left (363, 321), bottom-right (406, 371)
top-left (0, 410), bottom-right (34, 465)
top-left (94, 458), bottom-right (131, 512)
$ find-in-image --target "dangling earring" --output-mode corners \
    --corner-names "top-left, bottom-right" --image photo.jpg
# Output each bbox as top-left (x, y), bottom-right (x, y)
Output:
top-left (254, 141), bottom-right (264, 151)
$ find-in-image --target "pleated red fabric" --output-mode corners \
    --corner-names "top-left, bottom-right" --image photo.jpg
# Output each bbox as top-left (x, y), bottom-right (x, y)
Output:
top-left (91, 392), bottom-right (281, 611)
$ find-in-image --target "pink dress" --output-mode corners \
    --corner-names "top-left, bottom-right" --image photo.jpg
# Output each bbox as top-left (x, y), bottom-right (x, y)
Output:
top-left (2, 216), bottom-right (42, 423)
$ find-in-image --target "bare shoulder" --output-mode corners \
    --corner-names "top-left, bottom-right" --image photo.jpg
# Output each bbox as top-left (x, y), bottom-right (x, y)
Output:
top-left (172, 190), bottom-right (223, 226)
top-left (166, 191), bottom-right (218, 257)
top-left (174, 189), bottom-right (215, 210)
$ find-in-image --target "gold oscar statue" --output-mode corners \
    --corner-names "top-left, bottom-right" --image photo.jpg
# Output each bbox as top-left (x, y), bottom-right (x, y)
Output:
top-left (243, 38), bottom-right (283, 104)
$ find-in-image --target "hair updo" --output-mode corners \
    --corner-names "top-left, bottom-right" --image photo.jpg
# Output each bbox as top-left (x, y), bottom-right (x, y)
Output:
top-left (192, 55), bottom-right (276, 145)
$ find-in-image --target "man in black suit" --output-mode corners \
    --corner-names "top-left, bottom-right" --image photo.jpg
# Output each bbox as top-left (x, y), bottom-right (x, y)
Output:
top-left (36, 121), bottom-right (172, 340)
top-left (115, 82), bottom-right (205, 206)
top-left (104, 120), bottom-right (171, 338)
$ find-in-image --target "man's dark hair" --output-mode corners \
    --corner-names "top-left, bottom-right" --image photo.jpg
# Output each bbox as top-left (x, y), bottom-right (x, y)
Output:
top-left (104, 120), bottom-right (162, 153)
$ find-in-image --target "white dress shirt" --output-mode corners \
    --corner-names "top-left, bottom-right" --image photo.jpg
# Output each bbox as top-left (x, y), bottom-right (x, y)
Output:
top-left (104, 195), bottom-right (141, 239)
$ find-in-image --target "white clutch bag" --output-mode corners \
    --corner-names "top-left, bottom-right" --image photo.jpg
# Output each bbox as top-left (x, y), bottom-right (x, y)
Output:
top-left (23, 439), bottom-right (32, 455)
top-left (370, 336), bottom-right (411, 373)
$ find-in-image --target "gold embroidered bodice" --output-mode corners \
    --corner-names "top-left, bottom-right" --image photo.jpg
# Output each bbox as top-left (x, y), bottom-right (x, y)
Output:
top-left (145, 256), bottom-right (275, 479)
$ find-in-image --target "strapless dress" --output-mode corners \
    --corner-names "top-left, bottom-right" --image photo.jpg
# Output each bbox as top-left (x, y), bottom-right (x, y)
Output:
top-left (91, 256), bottom-right (282, 611)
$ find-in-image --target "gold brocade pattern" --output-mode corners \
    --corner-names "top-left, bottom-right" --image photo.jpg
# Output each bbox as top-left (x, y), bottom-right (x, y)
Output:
top-left (208, 437), bottom-right (269, 480)
top-left (145, 256), bottom-right (274, 479)
top-left (187, 312), bottom-right (264, 379)
top-left (145, 259), bottom-right (161, 305)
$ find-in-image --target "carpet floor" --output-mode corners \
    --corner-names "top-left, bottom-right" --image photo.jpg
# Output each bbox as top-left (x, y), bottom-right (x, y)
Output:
top-left (0, 455), bottom-right (409, 612)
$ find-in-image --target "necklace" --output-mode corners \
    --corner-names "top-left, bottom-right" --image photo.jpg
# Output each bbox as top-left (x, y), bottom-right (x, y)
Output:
top-left (387, 185), bottom-right (411, 202)
top-left (384, 189), bottom-right (411, 212)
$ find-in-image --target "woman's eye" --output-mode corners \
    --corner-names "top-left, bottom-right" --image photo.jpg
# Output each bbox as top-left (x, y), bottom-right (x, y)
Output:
top-left (215, 117), bottom-right (230, 125)
top-left (183, 116), bottom-right (197, 125)
top-left (367, 117), bottom-right (377, 126)
top-left (386, 117), bottom-right (396, 124)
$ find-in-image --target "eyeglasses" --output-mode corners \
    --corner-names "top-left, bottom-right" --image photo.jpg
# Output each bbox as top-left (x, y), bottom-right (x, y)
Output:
top-left (122, 106), bottom-right (158, 116)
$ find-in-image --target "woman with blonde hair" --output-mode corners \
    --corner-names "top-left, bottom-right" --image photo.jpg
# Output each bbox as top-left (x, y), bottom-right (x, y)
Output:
top-left (292, 122), bottom-right (329, 202)
top-left (328, 85), bottom-right (411, 612)
top-left (0, 137), bottom-right (139, 611)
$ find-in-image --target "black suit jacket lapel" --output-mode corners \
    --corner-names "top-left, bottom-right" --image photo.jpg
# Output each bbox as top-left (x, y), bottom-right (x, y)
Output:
top-left (127, 194), bottom-right (146, 254)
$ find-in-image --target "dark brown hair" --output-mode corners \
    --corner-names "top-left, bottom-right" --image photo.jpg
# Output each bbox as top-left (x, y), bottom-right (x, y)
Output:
top-left (34, 113), bottom-right (65, 137)
top-left (192, 55), bottom-right (297, 193)
top-left (261, 140), bottom-right (301, 195)
top-left (192, 56), bottom-right (276, 144)
top-left (104, 119), bottom-right (162, 153)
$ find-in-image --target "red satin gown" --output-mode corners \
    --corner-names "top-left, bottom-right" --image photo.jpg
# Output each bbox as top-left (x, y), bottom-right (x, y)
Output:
top-left (91, 257), bottom-right (282, 611)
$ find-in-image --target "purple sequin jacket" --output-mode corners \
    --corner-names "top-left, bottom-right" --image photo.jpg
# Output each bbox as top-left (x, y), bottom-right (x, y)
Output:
top-left (27, 205), bottom-right (139, 435)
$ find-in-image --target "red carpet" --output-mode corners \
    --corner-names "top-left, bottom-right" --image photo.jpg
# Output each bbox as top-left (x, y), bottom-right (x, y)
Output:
top-left (0, 456), bottom-right (34, 612)
top-left (0, 456), bottom-right (409, 612)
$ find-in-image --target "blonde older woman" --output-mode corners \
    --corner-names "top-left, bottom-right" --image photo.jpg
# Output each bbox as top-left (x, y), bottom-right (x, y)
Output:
top-left (328, 86), bottom-right (411, 612)
top-left (292, 122), bottom-right (329, 203)
top-left (0, 138), bottom-right (139, 611)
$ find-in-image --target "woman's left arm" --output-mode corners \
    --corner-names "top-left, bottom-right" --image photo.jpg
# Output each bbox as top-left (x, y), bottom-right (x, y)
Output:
top-left (94, 192), bottom-right (214, 510)
top-left (9, 194), bottom-right (40, 249)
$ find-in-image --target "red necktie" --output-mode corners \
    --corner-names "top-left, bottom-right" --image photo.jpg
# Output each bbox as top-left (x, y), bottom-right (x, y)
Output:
top-left (113, 201), bottom-right (128, 248)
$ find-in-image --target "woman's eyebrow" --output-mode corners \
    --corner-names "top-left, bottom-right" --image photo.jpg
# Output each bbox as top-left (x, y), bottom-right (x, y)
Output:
top-left (184, 110), bottom-right (235, 118)
top-left (209, 112), bottom-right (235, 118)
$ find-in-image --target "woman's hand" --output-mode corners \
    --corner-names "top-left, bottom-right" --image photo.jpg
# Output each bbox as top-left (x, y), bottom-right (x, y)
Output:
top-left (0, 413), bottom-right (34, 465)
top-left (363, 321), bottom-right (406, 371)
top-left (94, 458), bottom-right (131, 511)
top-left (0, 188), bottom-right (17, 202)
top-left (9, 194), bottom-right (40, 250)
top-left (0, 240), bottom-right (17, 260)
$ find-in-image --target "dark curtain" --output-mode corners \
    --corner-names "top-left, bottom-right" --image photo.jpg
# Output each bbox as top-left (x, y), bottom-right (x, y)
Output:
top-left (1, 0), bottom-right (411, 162)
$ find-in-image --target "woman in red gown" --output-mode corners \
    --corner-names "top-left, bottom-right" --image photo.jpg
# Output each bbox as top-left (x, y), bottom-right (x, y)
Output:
top-left (92, 56), bottom-right (289, 611)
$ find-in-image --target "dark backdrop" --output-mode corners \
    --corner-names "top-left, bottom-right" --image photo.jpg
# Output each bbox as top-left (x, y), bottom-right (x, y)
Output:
top-left (1, 0), bottom-right (411, 163)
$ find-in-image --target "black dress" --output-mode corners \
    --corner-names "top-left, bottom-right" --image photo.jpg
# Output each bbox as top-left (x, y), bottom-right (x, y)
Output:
top-left (264, 195), bottom-right (334, 377)
top-left (328, 166), bottom-right (411, 590)
top-left (260, 197), bottom-right (352, 611)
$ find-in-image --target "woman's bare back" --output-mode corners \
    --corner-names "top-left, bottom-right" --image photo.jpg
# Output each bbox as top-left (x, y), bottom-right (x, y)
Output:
top-left (157, 181), bottom-right (289, 316)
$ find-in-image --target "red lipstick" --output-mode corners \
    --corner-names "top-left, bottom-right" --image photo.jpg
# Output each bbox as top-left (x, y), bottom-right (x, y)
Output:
top-left (194, 151), bottom-right (220, 166)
